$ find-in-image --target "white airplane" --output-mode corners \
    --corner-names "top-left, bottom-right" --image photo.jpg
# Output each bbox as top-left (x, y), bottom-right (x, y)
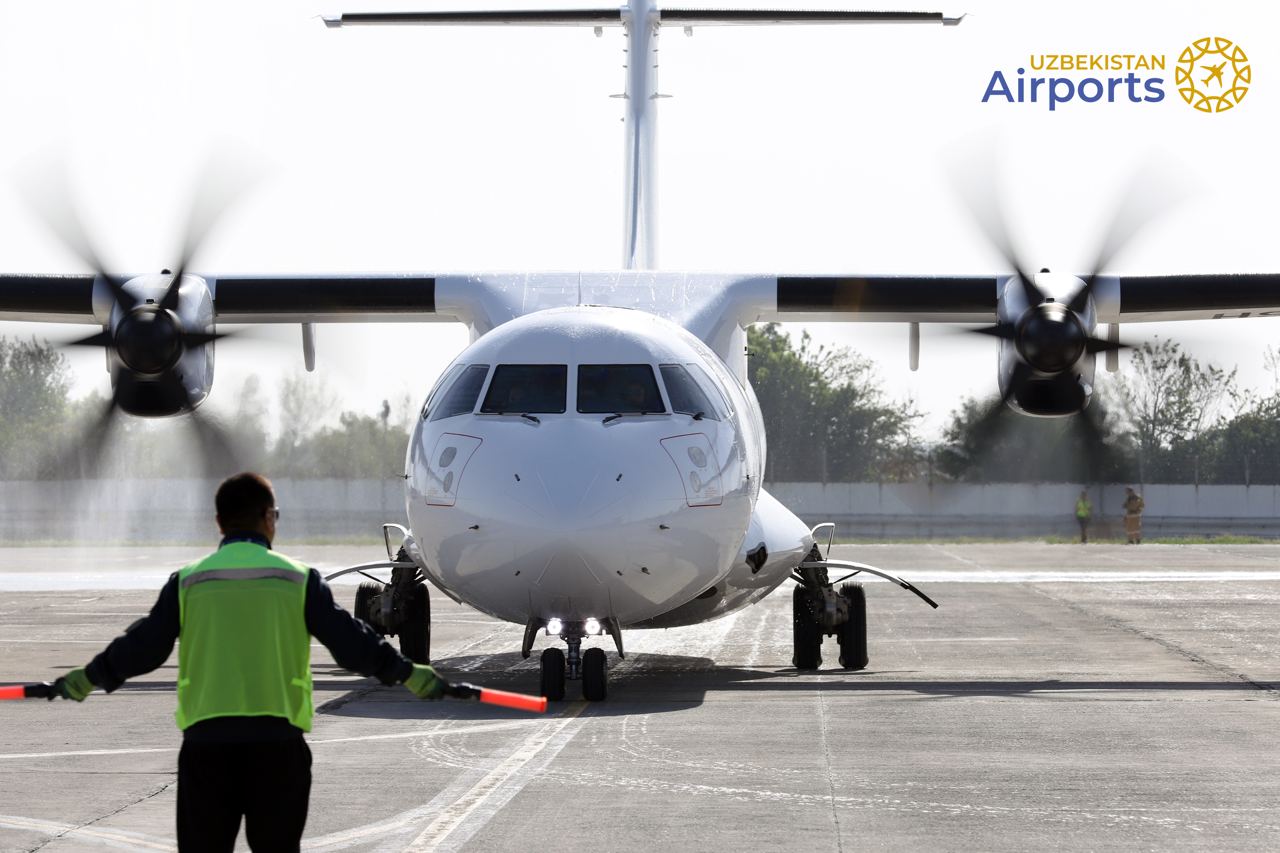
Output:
top-left (4, 1), bottom-right (1280, 701)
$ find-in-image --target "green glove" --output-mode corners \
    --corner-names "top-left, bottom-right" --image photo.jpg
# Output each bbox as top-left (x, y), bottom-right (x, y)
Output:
top-left (53, 668), bottom-right (95, 702)
top-left (405, 664), bottom-right (445, 700)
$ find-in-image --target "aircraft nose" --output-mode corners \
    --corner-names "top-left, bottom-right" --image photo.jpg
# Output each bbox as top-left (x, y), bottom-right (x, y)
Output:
top-left (533, 459), bottom-right (605, 517)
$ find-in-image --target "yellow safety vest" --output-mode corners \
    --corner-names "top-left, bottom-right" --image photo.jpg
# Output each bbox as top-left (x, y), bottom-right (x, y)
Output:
top-left (175, 542), bottom-right (313, 731)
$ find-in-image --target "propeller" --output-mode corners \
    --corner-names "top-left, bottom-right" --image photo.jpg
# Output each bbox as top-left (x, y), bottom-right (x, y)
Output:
top-left (17, 153), bottom-right (263, 479)
top-left (945, 150), bottom-right (1194, 396)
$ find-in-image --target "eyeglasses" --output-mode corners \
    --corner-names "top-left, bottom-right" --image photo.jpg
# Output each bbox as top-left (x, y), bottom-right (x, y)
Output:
top-left (266, 507), bottom-right (281, 521)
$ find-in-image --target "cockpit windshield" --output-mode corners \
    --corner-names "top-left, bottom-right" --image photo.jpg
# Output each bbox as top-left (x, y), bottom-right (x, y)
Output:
top-left (577, 365), bottom-right (666, 414)
top-left (481, 365), bottom-right (567, 414)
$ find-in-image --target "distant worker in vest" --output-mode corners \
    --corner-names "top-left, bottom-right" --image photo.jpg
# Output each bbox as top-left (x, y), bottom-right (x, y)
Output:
top-left (1123, 486), bottom-right (1146, 544)
top-left (1075, 489), bottom-right (1092, 544)
top-left (45, 472), bottom-right (445, 852)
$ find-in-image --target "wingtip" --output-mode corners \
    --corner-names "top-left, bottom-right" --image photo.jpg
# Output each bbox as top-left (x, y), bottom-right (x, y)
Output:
top-left (943, 12), bottom-right (968, 26)
top-left (320, 14), bottom-right (343, 28)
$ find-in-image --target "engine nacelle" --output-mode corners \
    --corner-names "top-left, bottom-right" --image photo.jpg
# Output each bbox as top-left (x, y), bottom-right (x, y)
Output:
top-left (995, 270), bottom-right (1098, 417)
top-left (99, 273), bottom-right (216, 416)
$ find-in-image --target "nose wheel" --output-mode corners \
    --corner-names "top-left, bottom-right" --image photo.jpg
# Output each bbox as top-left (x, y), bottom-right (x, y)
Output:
top-left (581, 647), bottom-right (607, 701)
top-left (538, 635), bottom-right (609, 702)
top-left (539, 647), bottom-right (566, 701)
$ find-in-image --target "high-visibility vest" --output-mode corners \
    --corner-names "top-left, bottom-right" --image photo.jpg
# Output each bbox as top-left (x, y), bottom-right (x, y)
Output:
top-left (175, 542), bottom-right (313, 732)
top-left (1076, 499), bottom-right (1091, 519)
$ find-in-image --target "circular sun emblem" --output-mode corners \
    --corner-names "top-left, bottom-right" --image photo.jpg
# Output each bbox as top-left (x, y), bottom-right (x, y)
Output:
top-left (1176, 36), bottom-right (1251, 113)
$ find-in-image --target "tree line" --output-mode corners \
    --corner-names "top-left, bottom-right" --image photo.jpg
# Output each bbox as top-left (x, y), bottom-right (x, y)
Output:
top-left (2, 329), bottom-right (1279, 483)
top-left (0, 336), bottom-right (412, 480)
top-left (746, 325), bottom-right (1280, 485)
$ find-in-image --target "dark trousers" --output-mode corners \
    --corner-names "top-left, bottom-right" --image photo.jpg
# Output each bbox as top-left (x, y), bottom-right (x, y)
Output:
top-left (177, 737), bottom-right (311, 852)
top-left (1077, 517), bottom-right (1089, 543)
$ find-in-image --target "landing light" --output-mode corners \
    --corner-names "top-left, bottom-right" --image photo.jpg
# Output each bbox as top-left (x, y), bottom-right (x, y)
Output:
top-left (585, 617), bottom-right (601, 635)
top-left (546, 617), bottom-right (563, 635)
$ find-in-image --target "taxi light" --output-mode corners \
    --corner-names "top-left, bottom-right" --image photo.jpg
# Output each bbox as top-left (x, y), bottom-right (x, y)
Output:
top-left (546, 618), bottom-right (563, 635)
top-left (585, 617), bottom-right (601, 635)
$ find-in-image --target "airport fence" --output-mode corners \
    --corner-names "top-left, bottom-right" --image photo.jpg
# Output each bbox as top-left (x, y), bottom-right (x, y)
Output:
top-left (0, 479), bottom-right (1278, 544)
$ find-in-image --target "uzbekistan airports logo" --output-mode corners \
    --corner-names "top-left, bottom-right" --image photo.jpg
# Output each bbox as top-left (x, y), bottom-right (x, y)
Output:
top-left (981, 36), bottom-right (1250, 113)
top-left (1176, 37), bottom-right (1250, 113)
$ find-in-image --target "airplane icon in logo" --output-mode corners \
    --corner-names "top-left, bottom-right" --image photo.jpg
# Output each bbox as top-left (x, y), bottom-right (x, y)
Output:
top-left (1202, 61), bottom-right (1227, 87)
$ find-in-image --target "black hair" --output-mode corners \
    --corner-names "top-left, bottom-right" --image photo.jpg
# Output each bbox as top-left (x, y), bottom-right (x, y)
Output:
top-left (215, 472), bottom-right (276, 532)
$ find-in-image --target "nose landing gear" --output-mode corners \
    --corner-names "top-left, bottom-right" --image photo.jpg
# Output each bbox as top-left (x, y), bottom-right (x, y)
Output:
top-left (534, 622), bottom-right (616, 702)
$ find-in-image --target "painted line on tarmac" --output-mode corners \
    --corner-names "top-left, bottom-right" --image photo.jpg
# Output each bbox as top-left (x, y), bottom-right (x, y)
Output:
top-left (404, 701), bottom-right (589, 852)
top-left (0, 746), bottom-right (177, 761)
top-left (311, 718), bottom-right (538, 746)
top-left (902, 570), bottom-right (1280, 583)
top-left (0, 719), bottom-right (540, 761)
top-left (0, 573), bottom-right (173, 592)
top-left (0, 815), bottom-right (175, 851)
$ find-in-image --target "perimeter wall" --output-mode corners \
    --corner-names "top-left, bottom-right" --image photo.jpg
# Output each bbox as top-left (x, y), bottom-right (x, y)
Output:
top-left (0, 479), bottom-right (1277, 543)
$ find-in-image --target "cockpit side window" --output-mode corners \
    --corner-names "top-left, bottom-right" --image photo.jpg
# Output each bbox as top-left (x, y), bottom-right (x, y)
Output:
top-left (687, 362), bottom-right (732, 418)
top-left (430, 364), bottom-right (490, 421)
top-left (481, 365), bottom-right (567, 414)
top-left (577, 365), bottom-right (666, 414)
top-left (660, 364), bottom-right (719, 421)
top-left (421, 364), bottom-right (464, 420)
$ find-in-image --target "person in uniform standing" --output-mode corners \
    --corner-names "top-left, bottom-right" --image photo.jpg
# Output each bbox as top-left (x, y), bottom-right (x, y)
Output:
top-left (47, 472), bottom-right (445, 852)
top-left (1123, 486), bottom-right (1145, 544)
top-left (1075, 489), bottom-right (1092, 544)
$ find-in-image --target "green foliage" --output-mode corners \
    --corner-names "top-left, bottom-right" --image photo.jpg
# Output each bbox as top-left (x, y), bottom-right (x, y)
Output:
top-left (0, 337), bottom-right (72, 478)
top-left (935, 396), bottom-right (1131, 483)
top-left (1187, 346), bottom-right (1280, 484)
top-left (295, 409), bottom-right (409, 479)
top-left (1109, 337), bottom-right (1239, 482)
top-left (748, 324), bottom-right (920, 481)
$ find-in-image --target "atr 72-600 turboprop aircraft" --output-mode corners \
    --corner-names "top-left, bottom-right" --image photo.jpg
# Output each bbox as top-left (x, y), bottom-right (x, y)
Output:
top-left (3, 2), bottom-right (1280, 701)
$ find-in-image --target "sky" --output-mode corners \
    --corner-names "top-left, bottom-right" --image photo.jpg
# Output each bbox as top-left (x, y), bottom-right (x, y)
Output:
top-left (1, 0), bottom-right (1279, 442)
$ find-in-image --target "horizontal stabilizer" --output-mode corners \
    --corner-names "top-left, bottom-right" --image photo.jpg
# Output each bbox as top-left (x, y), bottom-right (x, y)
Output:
top-left (322, 9), bottom-right (624, 27)
top-left (322, 7), bottom-right (965, 28)
top-left (659, 9), bottom-right (964, 26)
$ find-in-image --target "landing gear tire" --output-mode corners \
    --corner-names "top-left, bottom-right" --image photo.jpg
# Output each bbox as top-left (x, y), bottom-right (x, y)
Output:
top-left (398, 582), bottom-right (431, 664)
top-left (540, 647), bottom-right (566, 701)
top-left (582, 647), bottom-right (608, 701)
top-left (354, 582), bottom-right (385, 634)
top-left (792, 585), bottom-right (822, 671)
top-left (837, 583), bottom-right (868, 671)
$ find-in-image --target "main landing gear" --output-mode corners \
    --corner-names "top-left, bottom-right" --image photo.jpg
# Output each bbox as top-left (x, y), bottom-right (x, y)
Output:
top-left (792, 555), bottom-right (867, 672)
top-left (790, 543), bottom-right (940, 672)
top-left (354, 549), bottom-right (432, 664)
top-left (529, 618), bottom-right (621, 702)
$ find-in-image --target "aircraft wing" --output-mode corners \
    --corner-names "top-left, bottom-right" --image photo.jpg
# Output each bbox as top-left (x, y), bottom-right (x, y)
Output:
top-left (1109, 274), bottom-right (1280, 322)
top-left (772, 275), bottom-right (998, 323)
top-left (7, 271), bottom-right (1280, 326)
top-left (0, 274), bottom-right (441, 325)
top-left (769, 273), bottom-right (1280, 324)
top-left (0, 274), bottom-right (98, 324)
